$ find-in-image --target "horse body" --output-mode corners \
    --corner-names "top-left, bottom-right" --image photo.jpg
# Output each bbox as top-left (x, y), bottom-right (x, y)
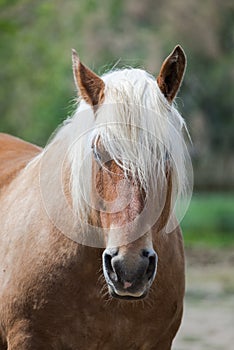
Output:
top-left (0, 46), bottom-right (189, 349)
top-left (0, 133), bottom-right (41, 189)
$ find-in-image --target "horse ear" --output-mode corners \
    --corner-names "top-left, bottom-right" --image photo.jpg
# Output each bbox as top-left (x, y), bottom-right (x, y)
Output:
top-left (72, 49), bottom-right (105, 107)
top-left (157, 45), bottom-right (186, 103)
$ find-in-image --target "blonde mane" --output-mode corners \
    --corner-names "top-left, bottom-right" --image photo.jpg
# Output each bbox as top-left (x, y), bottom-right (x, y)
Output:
top-left (30, 67), bottom-right (192, 236)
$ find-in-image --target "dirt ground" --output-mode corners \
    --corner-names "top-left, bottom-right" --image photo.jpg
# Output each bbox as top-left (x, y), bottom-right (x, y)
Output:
top-left (173, 247), bottom-right (234, 350)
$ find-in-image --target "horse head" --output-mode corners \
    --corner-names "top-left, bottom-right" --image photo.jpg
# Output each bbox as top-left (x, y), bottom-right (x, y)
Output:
top-left (71, 46), bottom-right (186, 300)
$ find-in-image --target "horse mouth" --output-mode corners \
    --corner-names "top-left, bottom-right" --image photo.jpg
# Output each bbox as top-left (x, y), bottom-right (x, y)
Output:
top-left (108, 285), bottom-right (148, 300)
top-left (111, 291), bottom-right (147, 300)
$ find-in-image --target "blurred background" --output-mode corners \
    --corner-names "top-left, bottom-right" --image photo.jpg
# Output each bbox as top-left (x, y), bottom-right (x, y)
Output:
top-left (0, 0), bottom-right (234, 348)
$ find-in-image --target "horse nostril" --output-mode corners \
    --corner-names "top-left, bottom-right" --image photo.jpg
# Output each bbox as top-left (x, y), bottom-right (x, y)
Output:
top-left (104, 253), bottom-right (113, 273)
top-left (141, 249), bottom-right (157, 281)
top-left (103, 250), bottom-right (119, 282)
top-left (146, 255), bottom-right (157, 281)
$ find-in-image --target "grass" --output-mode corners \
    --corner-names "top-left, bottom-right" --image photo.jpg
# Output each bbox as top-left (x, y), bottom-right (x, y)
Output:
top-left (181, 193), bottom-right (234, 248)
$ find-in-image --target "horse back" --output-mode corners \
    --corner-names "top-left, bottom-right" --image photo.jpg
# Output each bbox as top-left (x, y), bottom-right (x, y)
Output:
top-left (0, 133), bottom-right (42, 189)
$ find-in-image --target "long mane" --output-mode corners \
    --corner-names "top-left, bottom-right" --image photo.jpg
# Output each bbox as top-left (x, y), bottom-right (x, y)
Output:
top-left (29, 68), bottom-right (191, 236)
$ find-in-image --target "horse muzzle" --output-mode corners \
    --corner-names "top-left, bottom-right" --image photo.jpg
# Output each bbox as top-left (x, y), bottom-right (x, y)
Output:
top-left (102, 247), bottom-right (157, 300)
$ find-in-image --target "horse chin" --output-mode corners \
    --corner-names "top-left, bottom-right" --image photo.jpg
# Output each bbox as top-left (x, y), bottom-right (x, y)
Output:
top-left (108, 286), bottom-right (148, 301)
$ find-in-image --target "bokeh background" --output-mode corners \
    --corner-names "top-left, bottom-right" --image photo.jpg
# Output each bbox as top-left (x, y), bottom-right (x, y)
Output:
top-left (1, 0), bottom-right (234, 348)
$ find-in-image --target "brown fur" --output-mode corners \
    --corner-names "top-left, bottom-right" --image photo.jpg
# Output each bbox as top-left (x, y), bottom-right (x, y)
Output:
top-left (0, 135), bottom-right (185, 350)
top-left (0, 133), bottom-right (41, 189)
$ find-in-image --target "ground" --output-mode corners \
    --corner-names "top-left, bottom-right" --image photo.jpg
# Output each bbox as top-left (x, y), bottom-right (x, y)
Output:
top-left (173, 247), bottom-right (234, 350)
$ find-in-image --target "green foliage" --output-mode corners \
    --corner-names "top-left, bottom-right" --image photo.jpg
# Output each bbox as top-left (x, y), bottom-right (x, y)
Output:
top-left (182, 193), bottom-right (234, 247)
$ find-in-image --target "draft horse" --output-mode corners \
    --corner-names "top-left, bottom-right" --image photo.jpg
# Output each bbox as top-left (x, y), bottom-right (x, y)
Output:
top-left (0, 45), bottom-right (188, 349)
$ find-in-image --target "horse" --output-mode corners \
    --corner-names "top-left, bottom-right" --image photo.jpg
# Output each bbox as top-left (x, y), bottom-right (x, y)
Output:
top-left (0, 45), bottom-right (190, 349)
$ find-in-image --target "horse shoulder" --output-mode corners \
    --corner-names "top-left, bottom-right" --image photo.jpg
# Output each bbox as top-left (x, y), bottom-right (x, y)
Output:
top-left (0, 133), bottom-right (42, 189)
